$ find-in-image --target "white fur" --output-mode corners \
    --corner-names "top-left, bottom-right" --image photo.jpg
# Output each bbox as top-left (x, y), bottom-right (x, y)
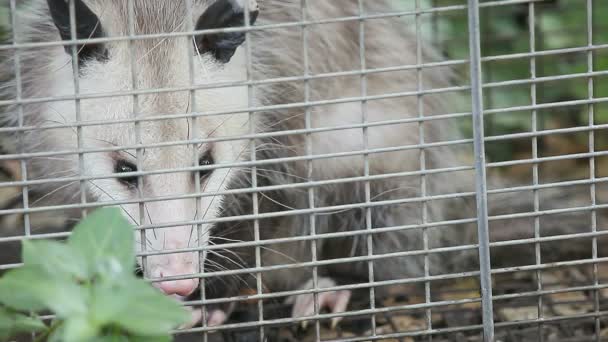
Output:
top-left (9, 1), bottom-right (252, 285)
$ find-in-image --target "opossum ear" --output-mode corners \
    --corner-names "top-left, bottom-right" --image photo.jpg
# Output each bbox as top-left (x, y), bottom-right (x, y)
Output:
top-left (195, 0), bottom-right (259, 63)
top-left (46, 0), bottom-right (107, 63)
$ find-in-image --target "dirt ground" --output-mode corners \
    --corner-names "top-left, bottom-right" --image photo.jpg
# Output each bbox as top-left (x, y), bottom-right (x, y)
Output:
top-left (168, 263), bottom-right (608, 342)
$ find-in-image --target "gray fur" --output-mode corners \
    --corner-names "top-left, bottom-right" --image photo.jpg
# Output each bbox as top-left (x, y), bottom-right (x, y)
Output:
top-left (1, 0), bottom-right (606, 319)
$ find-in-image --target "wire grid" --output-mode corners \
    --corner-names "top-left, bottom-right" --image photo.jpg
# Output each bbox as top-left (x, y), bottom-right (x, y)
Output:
top-left (0, 0), bottom-right (607, 341)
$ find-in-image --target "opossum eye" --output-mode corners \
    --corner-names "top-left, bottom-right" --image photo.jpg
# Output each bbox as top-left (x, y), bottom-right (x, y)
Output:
top-left (198, 151), bottom-right (215, 179)
top-left (194, 0), bottom-right (259, 63)
top-left (47, 0), bottom-right (108, 64)
top-left (114, 160), bottom-right (138, 188)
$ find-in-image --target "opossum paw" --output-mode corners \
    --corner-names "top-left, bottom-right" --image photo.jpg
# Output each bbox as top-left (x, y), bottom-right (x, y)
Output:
top-left (285, 277), bottom-right (351, 330)
top-left (179, 306), bottom-right (228, 330)
top-left (207, 309), bottom-right (229, 327)
top-left (179, 306), bottom-right (202, 330)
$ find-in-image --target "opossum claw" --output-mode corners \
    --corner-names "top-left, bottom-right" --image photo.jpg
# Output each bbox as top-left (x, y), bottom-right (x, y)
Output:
top-left (286, 277), bottom-right (351, 330)
top-left (330, 290), bottom-right (351, 329)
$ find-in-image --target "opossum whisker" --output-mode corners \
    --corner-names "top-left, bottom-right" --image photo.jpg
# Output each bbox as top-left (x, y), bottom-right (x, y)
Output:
top-left (197, 114), bottom-right (238, 150)
top-left (253, 144), bottom-right (296, 153)
top-left (258, 191), bottom-right (296, 211)
top-left (210, 234), bottom-right (300, 265)
top-left (209, 236), bottom-right (247, 243)
top-left (259, 245), bottom-right (299, 264)
top-left (91, 138), bottom-right (137, 159)
top-left (199, 263), bottom-right (233, 289)
top-left (237, 167), bottom-right (308, 182)
top-left (134, 237), bottom-right (156, 252)
top-left (252, 147), bottom-right (295, 156)
top-left (263, 111), bottom-right (306, 130)
top-left (193, 35), bottom-right (211, 83)
top-left (206, 220), bottom-right (247, 243)
top-left (67, 189), bottom-right (82, 202)
top-left (137, 21), bottom-right (187, 65)
top-left (207, 241), bottom-right (252, 270)
top-left (47, 105), bottom-right (71, 125)
top-left (85, 179), bottom-right (139, 225)
top-left (198, 144), bottom-right (249, 229)
top-left (198, 218), bottom-right (246, 243)
top-left (204, 245), bottom-right (250, 278)
top-left (240, 165), bottom-right (300, 178)
top-left (315, 207), bottom-right (359, 217)
top-left (200, 265), bottom-right (245, 295)
top-left (30, 180), bottom-right (78, 206)
top-left (205, 247), bottom-right (246, 273)
top-left (39, 119), bottom-right (69, 127)
top-left (187, 170), bottom-right (215, 248)
top-left (267, 135), bottom-right (302, 152)
top-left (185, 115), bottom-right (191, 142)
top-left (204, 250), bottom-right (256, 291)
top-left (207, 239), bottom-right (249, 268)
top-left (29, 168), bottom-right (76, 179)
top-left (371, 184), bottom-right (419, 201)
top-left (142, 202), bottom-right (158, 240)
top-left (187, 206), bottom-right (199, 249)
top-left (206, 245), bottom-right (249, 270)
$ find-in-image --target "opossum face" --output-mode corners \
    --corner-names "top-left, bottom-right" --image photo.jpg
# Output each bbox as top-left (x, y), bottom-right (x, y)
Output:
top-left (39, 0), bottom-right (257, 296)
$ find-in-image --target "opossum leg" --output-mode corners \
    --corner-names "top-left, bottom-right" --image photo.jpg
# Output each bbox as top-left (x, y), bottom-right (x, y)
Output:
top-left (285, 277), bottom-right (352, 330)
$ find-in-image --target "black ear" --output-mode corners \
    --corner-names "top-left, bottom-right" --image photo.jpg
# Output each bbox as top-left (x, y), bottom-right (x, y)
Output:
top-left (46, 0), bottom-right (107, 63)
top-left (195, 0), bottom-right (259, 63)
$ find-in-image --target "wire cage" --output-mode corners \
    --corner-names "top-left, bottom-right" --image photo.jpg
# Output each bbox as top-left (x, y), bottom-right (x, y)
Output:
top-left (0, 0), bottom-right (607, 341)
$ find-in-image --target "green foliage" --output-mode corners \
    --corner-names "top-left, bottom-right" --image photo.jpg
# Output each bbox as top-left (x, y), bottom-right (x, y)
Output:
top-left (0, 208), bottom-right (189, 342)
top-left (396, 0), bottom-right (608, 163)
top-left (0, 6), bottom-right (8, 42)
top-left (0, 307), bottom-right (46, 340)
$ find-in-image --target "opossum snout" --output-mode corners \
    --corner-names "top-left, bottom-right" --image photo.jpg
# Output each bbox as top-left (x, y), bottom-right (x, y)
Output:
top-left (148, 251), bottom-right (201, 297)
top-left (156, 276), bottom-right (199, 297)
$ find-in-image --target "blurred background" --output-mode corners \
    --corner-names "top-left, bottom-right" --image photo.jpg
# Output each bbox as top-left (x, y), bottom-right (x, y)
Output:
top-left (391, 0), bottom-right (608, 187)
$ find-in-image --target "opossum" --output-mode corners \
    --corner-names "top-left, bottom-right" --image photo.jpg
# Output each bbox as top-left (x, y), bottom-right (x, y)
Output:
top-left (1, 0), bottom-right (606, 331)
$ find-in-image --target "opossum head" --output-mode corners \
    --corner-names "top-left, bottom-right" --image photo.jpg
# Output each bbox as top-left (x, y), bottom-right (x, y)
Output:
top-left (31, 0), bottom-right (259, 296)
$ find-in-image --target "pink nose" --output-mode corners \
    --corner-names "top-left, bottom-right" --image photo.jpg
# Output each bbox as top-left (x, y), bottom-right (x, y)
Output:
top-left (156, 278), bottom-right (199, 297)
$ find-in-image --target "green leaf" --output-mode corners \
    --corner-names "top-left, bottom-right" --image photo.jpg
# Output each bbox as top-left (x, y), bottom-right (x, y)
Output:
top-left (62, 316), bottom-right (98, 342)
top-left (68, 207), bottom-right (135, 276)
top-left (48, 324), bottom-right (66, 342)
top-left (22, 239), bottom-right (88, 279)
top-left (10, 314), bottom-right (47, 333)
top-left (88, 334), bottom-right (171, 342)
top-left (0, 7), bottom-right (8, 32)
top-left (99, 277), bottom-right (189, 336)
top-left (128, 334), bottom-right (172, 342)
top-left (0, 266), bottom-right (88, 316)
top-left (0, 267), bottom-right (48, 311)
top-left (89, 278), bottom-right (131, 326)
top-left (87, 335), bottom-right (130, 342)
top-left (0, 307), bottom-right (47, 340)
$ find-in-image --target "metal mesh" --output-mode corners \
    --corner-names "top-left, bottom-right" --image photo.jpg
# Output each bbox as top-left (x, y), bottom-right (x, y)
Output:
top-left (0, 0), bottom-right (607, 341)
